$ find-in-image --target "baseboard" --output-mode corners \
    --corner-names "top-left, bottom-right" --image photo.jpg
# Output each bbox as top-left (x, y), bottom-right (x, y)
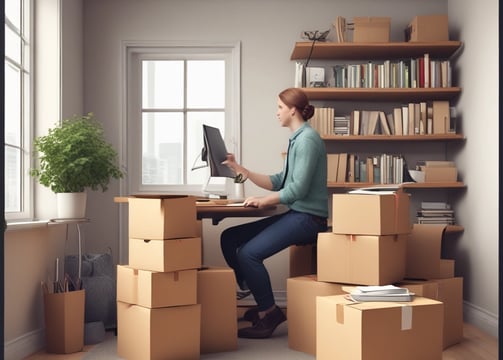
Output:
top-left (462, 300), bottom-right (498, 338)
top-left (4, 328), bottom-right (45, 360)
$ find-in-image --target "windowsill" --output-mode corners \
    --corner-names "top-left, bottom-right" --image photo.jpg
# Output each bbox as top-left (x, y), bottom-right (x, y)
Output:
top-left (5, 220), bottom-right (50, 231)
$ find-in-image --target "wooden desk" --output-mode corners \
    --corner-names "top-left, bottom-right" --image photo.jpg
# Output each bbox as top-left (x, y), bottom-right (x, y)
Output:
top-left (114, 196), bottom-right (288, 225)
top-left (196, 202), bottom-right (288, 225)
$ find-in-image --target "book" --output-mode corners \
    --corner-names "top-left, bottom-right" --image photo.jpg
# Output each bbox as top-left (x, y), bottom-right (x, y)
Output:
top-left (348, 285), bottom-right (415, 302)
top-left (327, 154), bottom-right (339, 182)
top-left (337, 153), bottom-right (348, 183)
top-left (385, 112), bottom-right (395, 135)
top-left (379, 111), bottom-right (391, 135)
top-left (421, 201), bottom-right (451, 210)
top-left (393, 107), bottom-right (403, 135)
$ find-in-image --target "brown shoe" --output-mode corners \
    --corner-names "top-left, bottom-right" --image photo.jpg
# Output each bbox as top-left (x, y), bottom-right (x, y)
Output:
top-left (241, 307), bottom-right (259, 324)
top-left (238, 306), bottom-right (286, 339)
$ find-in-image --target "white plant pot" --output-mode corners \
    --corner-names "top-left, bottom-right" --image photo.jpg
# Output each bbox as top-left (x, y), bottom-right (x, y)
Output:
top-left (234, 183), bottom-right (244, 200)
top-left (56, 192), bottom-right (87, 219)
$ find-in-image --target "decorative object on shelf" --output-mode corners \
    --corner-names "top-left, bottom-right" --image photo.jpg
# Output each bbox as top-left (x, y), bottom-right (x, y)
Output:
top-left (30, 113), bottom-right (124, 219)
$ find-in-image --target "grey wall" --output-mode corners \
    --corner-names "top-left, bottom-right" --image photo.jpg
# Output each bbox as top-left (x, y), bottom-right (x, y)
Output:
top-left (80, 0), bottom-right (498, 336)
top-left (5, 1), bottom-right (498, 357)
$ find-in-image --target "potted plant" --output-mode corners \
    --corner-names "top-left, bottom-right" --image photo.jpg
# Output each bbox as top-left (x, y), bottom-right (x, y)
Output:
top-left (30, 113), bottom-right (124, 218)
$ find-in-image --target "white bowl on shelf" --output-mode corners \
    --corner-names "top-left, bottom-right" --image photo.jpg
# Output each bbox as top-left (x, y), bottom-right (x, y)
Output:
top-left (408, 170), bottom-right (425, 183)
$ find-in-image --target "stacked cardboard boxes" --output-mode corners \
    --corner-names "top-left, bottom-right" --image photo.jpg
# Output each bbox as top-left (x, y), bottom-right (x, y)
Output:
top-left (287, 191), bottom-right (463, 358)
top-left (117, 195), bottom-right (238, 359)
top-left (117, 196), bottom-right (201, 360)
top-left (289, 190), bottom-right (446, 359)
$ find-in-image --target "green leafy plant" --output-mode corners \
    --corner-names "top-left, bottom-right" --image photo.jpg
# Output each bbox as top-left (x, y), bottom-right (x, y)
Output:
top-left (30, 113), bottom-right (124, 193)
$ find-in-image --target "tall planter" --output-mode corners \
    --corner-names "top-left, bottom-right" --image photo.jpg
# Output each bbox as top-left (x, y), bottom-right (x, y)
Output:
top-left (56, 192), bottom-right (87, 219)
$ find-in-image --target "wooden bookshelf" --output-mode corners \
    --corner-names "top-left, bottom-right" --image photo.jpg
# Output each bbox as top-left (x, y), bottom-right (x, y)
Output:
top-left (301, 87), bottom-right (461, 101)
top-left (290, 41), bottom-right (463, 60)
top-left (321, 134), bottom-right (465, 141)
top-left (327, 182), bottom-right (465, 189)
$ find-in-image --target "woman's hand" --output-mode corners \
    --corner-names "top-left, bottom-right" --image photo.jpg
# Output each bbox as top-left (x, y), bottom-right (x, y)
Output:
top-left (222, 153), bottom-right (247, 179)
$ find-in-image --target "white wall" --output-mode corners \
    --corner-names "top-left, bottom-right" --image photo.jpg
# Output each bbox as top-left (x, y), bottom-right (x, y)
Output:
top-left (447, 0), bottom-right (499, 337)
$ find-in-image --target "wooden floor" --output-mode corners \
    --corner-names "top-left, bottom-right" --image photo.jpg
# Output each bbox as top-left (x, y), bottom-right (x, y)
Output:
top-left (25, 322), bottom-right (498, 359)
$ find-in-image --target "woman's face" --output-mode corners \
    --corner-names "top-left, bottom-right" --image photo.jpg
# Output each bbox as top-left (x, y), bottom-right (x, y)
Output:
top-left (276, 98), bottom-right (293, 127)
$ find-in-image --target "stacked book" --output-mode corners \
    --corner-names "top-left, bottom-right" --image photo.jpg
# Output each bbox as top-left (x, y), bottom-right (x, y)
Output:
top-left (347, 285), bottom-right (415, 302)
top-left (417, 201), bottom-right (455, 225)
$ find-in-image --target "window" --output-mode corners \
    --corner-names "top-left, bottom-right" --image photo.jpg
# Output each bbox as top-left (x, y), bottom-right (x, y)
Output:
top-left (4, 0), bottom-right (32, 220)
top-left (125, 43), bottom-right (241, 195)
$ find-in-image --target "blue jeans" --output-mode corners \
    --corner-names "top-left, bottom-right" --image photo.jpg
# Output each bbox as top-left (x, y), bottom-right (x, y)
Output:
top-left (220, 210), bottom-right (327, 311)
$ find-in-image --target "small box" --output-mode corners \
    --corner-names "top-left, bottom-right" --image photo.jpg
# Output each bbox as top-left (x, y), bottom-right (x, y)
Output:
top-left (407, 15), bottom-right (449, 42)
top-left (197, 267), bottom-right (238, 354)
top-left (117, 301), bottom-right (200, 360)
top-left (405, 224), bottom-right (455, 279)
top-left (287, 275), bottom-right (346, 355)
top-left (317, 232), bottom-right (406, 285)
top-left (353, 17), bottom-right (391, 43)
top-left (116, 265), bottom-right (197, 308)
top-left (398, 277), bottom-right (463, 349)
top-left (332, 191), bottom-right (411, 235)
top-left (128, 237), bottom-right (202, 272)
top-left (43, 290), bottom-right (85, 354)
top-left (316, 295), bottom-right (444, 360)
top-left (289, 243), bottom-right (317, 277)
top-left (421, 167), bottom-right (458, 182)
top-left (128, 196), bottom-right (198, 240)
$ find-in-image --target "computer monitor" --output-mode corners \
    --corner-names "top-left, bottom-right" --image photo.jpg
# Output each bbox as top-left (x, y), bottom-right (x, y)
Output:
top-left (202, 124), bottom-right (235, 179)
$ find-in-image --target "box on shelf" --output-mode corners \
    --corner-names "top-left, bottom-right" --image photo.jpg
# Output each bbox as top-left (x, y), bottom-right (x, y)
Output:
top-left (317, 232), bottom-right (406, 285)
top-left (128, 195), bottom-right (198, 240)
top-left (287, 275), bottom-right (346, 355)
top-left (332, 191), bottom-right (411, 235)
top-left (316, 295), bottom-right (444, 360)
top-left (406, 15), bottom-right (449, 42)
top-left (197, 267), bottom-right (238, 354)
top-left (397, 277), bottom-right (463, 349)
top-left (43, 289), bottom-right (85, 354)
top-left (420, 167), bottom-right (458, 182)
top-left (116, 265), bottom-right (197, 308)
top-left (405, 224), bottom-right (455, 279)
top-left (353, 17), bottom-right (391, 43)
top-left (129, 237), bottom-right (202, 272)
top-left (117, 301), bottom-right (200, 360)
top-left (289, 243), bottom-right (317, 277)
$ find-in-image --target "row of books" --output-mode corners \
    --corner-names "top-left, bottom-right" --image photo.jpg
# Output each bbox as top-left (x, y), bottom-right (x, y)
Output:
top-left (416, 201), bottom-right (456, 225)
top-left (310, 101), bottom-right (455, 136)
top-left (327, 153), bottom-right (406, 184)
top-left (331, 55), bottom-right (451, 89)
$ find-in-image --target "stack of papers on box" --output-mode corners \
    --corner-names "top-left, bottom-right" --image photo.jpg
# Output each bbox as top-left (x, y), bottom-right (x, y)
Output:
top-left (349, 285), bottom-right (415, 302)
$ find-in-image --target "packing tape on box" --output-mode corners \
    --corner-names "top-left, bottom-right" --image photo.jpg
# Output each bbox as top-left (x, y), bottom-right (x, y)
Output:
top-left (401, 305), bottom-right (412, 330)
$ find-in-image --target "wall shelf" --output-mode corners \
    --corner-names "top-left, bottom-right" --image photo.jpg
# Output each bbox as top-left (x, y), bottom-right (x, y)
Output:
top-left (300, 87), bottom-right (461, 101)
top-left (321, 134), bottom-right (465, 141)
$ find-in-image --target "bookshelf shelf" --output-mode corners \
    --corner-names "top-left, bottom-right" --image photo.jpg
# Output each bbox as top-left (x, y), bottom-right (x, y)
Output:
top-left (327, 182), bottom-right (465, 189)
top-left (321, 133), bottom-right (465, 141)
top-left (290, 41), bottom-right (462, 60)
top-left (301, 87), bottom-right (461, 101)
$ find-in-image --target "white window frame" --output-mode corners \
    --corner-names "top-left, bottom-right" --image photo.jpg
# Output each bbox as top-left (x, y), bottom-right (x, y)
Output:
top-left (121, 41), bottom-right (241, 196)
top-left (4, 0), bottom-right (33, 221)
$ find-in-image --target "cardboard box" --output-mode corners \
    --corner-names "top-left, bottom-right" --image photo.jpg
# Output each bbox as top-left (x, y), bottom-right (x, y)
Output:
top-left (420, 167), bottom-right (458, 182)
top-left (116, 265), bottom-right (197, 308)
top-left (405, 224), bottom-right (455, 279)
top-left (129, 237), bottom-right (202, 272)
top-left (407, 15), bottom-right (449, 42)
top-left (353, 17), bottom-right (391, 43)
top-left (287, 275), bottom-right (346, 355)
top-left (332, 191), bottom-right (411, 235)
top-left (197, 267), bottom-right (238, 354)
top-left (316, 295), bottom-right (444, 360)
top-left (44, 290), bottom-right (85, 354)
top-left (317, 232), bottom-right (406, 285)
top-left (397, 277), bottom-right (463, 349)
top-left (128, 196), bottom-right (198, 240)
top-left (117, 301), bottom-right (200, 360)
top-left (289, 243), bottom-right (317, 277)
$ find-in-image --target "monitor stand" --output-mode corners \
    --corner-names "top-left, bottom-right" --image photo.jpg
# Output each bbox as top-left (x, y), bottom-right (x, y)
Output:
top-left (202, 176), bottom-right (228, 199)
